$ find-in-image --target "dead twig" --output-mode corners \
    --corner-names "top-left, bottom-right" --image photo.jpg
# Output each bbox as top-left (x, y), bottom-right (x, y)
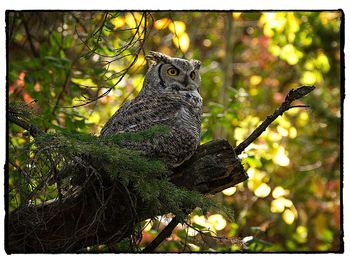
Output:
top-left (234, 85), bottom-right (315, 155)
top-left (142, 217), bottom-right (180, 252)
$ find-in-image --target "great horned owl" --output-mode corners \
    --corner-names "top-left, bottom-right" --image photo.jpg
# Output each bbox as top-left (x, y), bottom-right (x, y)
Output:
top-left (101, 51), bottom-right (202, 168)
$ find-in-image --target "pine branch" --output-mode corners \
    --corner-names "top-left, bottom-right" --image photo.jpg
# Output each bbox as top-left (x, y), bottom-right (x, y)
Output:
top-left (234, 85), bottom-right (315, 155)
top-left (8, 113), bottom-right (43, 137)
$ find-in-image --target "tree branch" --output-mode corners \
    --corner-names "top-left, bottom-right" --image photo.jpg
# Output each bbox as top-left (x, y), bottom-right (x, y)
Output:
top-left (234, 85), bottom-right (315, 155)
top-left (8, 113), bottom-right (43, 137)
top-left (20, 14), bottom-right (39, 58)
top-left (142, 217), bottom-right (180, 252)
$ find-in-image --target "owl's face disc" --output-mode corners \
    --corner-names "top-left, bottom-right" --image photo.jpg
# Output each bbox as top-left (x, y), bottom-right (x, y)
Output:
top-left (157, 59), bottom-right (200, 92)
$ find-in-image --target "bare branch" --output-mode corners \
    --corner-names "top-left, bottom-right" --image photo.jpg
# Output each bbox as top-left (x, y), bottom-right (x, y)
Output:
top-left (142, 217), bottom-right (180, 252)
top-left (234, 85), bottom-right (316, 155)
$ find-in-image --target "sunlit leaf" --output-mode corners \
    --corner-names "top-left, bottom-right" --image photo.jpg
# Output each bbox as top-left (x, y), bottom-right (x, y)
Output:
top-left (273, 146), bottom-right (290, 166)
top-left (172, 33), bottom-right (190, 52)
top-left (276, 126), bottom-right (289, 137)
top-left (187, 243), bottom-right (200, 251)
top-left (294, 225), bottom-right (308, 243)
top-left (154, 18), bottom-right (170, 30)
top-left (296, 111), bottom-right (309, 127)
top-left (283, 209), bottom-right (295, 224)
top-left (110, 16), bottom-right (125, 29)
top-left (272, 186), bottom-right (290, 199)
top-left (232, 12), bottom-right (241, 20)
top-left (271, 198), bottom-right (286, 213)
top-left (250, 75), bottom-right (262, 86)
top-left (222, 187), bottom-right (237, 196)
top-left (71, 78), bottom-right (97, 87)
top-left (280, 44), bottom-right (303, 65)
top-left (289, 127), bottom-right (298, 139)
top-left (208, 214), bottom-right (227, 231)
top-left (301, 71), bottom-right (317, 85)
top-left (254, 183), bottom-right (271, 198)
top-left (125, 12), bottom-right (142, 28)
top-left (168, 21), bottom-right (186, 35)
top-left (316, 52), bottom-right (330, 72)
top-left (192, 215), bottom-right (207, 228)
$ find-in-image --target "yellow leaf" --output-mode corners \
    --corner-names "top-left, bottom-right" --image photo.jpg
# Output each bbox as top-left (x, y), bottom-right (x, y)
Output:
top-left (296, 111), bottom-right (309, 127)
top-left (271, 198), bottom-right (285, 213)
top-left (187, 243), bottom-right (200, 251)
top-left (259, 12), bottom-right (287, 37)
top-left (316, 52), bottom-right (330, 72)
top-left (272, 186), bottom-right (289, 198)
top-left (232, 12), bottom-right (241, 20)
top-left (154, 18), bottom-right (170, 30)
top-left (280, 44), bottom-right (303, 65)
top-left (172, 33), bottom-right (190, 52)
top-left (289, 127), bottom-right (298, 139)
top-left (269, 44), bottom-right (281, 56)
top-left (71, 78), bottom-right (97, 87)
top-left (249, 88), bottom-right (258, 96)
top-left (208, 214), bottom-right (227, 231)
top-left (269, 132), bottom-right (282, 142)
top-left (277, 126), bottom-right (289, 137)
top-left (301, 71), bottom-right (317, 85)
top-left (254, 183), bottom-right (271, 198)
top-left (276, 115), bottom-right (291, 129)
top-left (110, 17), bottom-right (125, 29)
top-left (192, 215), bottom-right (207, 227)
top-left (271, 197), bottom-right (294, 213)
top-left (125, 12), bottom-right (143, 28)
top-left (250, 75), bottom-right (262, 86)
top-left (296, 226), bottom-right (308, 243)
top-left (87, 111), bottom-right (101, 125)
top-left (247, 168), bottom-right (269, 192)
top-left (283, 209), bottom-right (296, 224)
top-left (273, 146), bottom-right (290, 167)
top-left (222, 187), bottom-right (237, 196)
top-left (169, 21), bottom-right (186, 35)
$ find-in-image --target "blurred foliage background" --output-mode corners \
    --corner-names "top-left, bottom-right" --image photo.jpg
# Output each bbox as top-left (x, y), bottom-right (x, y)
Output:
top-left (7, 11), bottom-right (342, 252)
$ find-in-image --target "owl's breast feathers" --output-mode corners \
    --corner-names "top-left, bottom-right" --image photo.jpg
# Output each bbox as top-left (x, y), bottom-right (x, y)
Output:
top-left (100, 92), bottom-right (202, 167)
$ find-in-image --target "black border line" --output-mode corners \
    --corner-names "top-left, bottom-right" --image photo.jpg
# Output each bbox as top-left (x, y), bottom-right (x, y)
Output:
top-left (4, 9), bottom-right (345, 254)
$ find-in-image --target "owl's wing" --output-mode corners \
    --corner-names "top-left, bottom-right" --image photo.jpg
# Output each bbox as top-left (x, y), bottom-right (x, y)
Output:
top-left (100, 95), bottom-right (181, 136)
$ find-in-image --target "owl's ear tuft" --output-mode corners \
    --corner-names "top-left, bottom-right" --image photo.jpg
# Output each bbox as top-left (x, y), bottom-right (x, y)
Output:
top-left (191, 60), bottom-right (201, 70)
top-left (145, 51), bottom-right (171, 66)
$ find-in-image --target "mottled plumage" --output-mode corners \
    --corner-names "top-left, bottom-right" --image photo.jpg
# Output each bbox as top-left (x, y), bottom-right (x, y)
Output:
top-left (101, 51), bottom-right (202, 167)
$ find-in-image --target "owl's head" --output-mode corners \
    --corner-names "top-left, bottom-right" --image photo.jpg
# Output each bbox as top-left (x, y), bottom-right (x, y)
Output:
top-left (141, 51), bottom-right (201, 95)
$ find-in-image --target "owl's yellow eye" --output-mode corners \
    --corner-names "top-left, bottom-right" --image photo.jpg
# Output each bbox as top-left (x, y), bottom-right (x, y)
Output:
top-left (190, 71), bottom-right (196, 80)
top-left (167, 67), bottom-right (179, 76)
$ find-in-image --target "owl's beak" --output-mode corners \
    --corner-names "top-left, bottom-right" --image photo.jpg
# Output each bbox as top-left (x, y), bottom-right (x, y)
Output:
top-left (183, 74), bottom-right (189, 87)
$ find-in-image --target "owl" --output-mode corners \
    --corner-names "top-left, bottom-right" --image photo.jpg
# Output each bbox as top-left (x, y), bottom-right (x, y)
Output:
top-left (100, 51), bottom-right (202, 168)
